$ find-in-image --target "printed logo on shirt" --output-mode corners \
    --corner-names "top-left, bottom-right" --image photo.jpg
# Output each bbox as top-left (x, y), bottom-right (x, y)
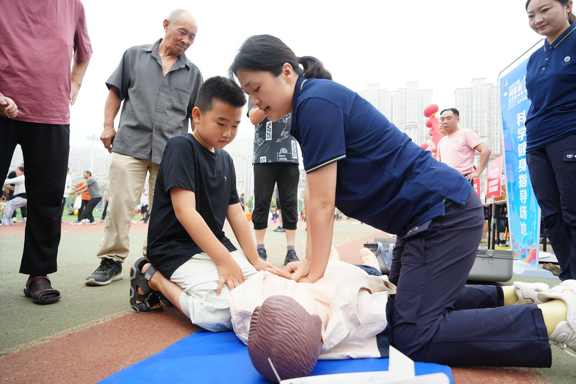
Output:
top-left (266, 121), bottom-right (273, 141)
top-left (291, 140), bottom-right (297, 160)
top-left (562, 56), bottom-right (572, 66)
top-left (260, 156), bottom-right (267, 163)
top-left (565, 151), bottom-right (576, 161)
top-left (277, 148), bottom-right (290, 162)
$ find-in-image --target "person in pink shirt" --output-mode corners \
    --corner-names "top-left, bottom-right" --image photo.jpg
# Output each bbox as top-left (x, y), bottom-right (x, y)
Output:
top-left (0, 0), bottom-right (92, 305)
top-left (437, 108), bottom-right (491, 182)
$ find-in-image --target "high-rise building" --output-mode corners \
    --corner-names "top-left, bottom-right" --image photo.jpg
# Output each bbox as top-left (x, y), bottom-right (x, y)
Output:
top-left (455, 78), bottom-right (502, 156)
top-left (68, 145), bottom-right (112, 186)
top-left (224, 133), bottom-right (255, 201)
top-left (359, 82), bottom-right (433, 146)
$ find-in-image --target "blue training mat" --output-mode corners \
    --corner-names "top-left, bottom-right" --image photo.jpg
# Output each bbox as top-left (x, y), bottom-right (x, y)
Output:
top-left (101, 330), bottom-right (453, 384)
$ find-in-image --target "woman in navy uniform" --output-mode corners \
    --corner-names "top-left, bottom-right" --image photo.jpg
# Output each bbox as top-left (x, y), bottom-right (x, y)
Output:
top-left (230, 34), bottom-right (576, 366)
top-left (525, 0), bottom-right (576, 281)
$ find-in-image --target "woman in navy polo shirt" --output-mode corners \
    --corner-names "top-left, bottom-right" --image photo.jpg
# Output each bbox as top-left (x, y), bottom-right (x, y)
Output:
top-left (525, 0), bottom-right (576, 281)
top-left (230, 34), bottom-right (576, 365)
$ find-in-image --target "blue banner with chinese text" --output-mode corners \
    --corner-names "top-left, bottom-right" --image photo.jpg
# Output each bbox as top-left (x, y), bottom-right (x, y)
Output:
top-left (500, 59), bottom-right (540, 267)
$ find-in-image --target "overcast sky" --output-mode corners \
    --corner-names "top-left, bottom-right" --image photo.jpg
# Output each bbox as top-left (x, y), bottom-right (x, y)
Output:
top-left (69, 0), bottom-right (542, 147)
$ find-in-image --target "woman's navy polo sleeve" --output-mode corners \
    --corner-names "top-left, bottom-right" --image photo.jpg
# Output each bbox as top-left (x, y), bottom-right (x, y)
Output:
top-left (296, 98), bottom-right (347, 173)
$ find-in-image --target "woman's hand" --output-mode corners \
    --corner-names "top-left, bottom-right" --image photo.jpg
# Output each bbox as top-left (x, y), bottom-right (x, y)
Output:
top-left (267, 259), bottom-right (312, 282)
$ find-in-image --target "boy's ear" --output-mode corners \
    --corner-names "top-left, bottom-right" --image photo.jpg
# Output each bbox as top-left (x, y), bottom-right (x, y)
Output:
top-left (192, 107), bottom-right (202, 125)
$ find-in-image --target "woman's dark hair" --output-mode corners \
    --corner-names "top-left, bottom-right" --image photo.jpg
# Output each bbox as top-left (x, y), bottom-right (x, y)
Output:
top-left (526, 0), bottom-right (576, 24)
top-left (17, 165), bottom-right (24, 173)
top-left (195, 76), bottom-right (247, 112)
top-left (229, 35), bottom-right (332, 81)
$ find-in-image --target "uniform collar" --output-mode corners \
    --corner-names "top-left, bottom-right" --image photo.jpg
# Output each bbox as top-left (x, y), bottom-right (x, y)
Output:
top-left (544, 23), bottom-right (576, 51)
top-left (292, 76), bottom-right (308, 112)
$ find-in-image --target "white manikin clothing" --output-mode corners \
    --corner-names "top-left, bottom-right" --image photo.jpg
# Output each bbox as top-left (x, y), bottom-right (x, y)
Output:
top-left (229, 260), bottom-right (395, 360)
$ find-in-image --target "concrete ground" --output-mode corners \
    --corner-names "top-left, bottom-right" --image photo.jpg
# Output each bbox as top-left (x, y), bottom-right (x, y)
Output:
top-left (0, 218), bottom-right (574, 383)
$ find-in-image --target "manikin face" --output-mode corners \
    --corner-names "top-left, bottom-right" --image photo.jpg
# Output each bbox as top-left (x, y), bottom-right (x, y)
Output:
top-left (237, 65), bottom-right (297, 122)
top-left (162, 13), bottom-right (198, 56)
top-left (527, 0), bottom-right (573, 42)
top-left (439, 110), bottom-right (460, 135)
top-left (192, 99), bottom-right (242, 152)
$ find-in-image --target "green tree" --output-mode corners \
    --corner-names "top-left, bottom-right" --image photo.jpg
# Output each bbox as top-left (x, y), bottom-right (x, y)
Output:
top-left (247, 196), bottom-right (253, 212)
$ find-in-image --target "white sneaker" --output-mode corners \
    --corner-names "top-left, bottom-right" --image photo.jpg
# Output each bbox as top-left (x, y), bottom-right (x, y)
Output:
top-left (12, 217), bottom-right (17, 223)
top-left (22, 217), bottom-right (26, 223)
top-left (539, 280), bottom-right (576, 357)
top-left (513, 281), bottom-right (550, 304)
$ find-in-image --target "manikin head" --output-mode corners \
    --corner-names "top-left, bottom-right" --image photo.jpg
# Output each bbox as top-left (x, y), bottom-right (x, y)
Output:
top-left (248, 295), bottom-right (322, 382)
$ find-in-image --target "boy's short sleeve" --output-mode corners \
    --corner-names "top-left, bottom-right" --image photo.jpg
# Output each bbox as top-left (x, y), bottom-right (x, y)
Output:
top-left (228, 157), bottom-right (240, 206)
top-left (159, 136), bottom-right (196, 194)
top-left (296, 98), bottom-right (346, 174)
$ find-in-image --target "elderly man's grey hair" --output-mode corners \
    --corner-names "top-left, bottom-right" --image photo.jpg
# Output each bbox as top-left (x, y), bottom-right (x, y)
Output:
top-left (167, 9), bottom-right (193, 24)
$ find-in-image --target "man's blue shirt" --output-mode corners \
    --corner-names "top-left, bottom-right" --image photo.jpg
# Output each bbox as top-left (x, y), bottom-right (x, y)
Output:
top-left (526, 24), bottom-right (576, 151)
top-left (290, 77), bottom-right (470, 237)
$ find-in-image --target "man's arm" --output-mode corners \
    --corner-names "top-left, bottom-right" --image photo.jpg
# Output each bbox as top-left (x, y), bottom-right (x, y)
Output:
top-left (70, 59), bottom-right (90, 105)
top-left (170, 187), bottom-right (244, 295)
top-left (467, 143), bottom-right (491, 181)
top-left (100, 87), bottom-right (121, 153)
top-left (248, 107), bottom-right (266, 126)
top-left (74, 185), bottom-right (88, 194)
top-left (227, 202), bottom-right (273, 270)
top-left (0, 92), bottom-right (18, 118)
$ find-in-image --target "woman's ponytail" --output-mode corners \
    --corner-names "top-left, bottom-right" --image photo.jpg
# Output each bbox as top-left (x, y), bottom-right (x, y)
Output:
top-left (299, 56), bottom-right (332, 80)
top-left (230, 35), bottom-right (332, 81)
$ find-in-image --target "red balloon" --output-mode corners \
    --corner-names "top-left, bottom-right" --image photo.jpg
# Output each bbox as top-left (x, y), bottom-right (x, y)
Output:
top-left (419, 143), bottom-right (429, 150)
top-left (424, 104), bottom-right (439, 118)
top-left (426, 119), bottom-right (432, 128)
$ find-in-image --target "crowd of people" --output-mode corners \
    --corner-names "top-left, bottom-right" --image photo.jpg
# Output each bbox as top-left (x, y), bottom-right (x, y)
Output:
top-left (1, 0), bottom-right (576, 374)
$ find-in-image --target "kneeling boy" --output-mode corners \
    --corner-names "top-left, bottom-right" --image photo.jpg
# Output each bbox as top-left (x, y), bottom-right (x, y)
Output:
top-left (130, 76), bottom-right (273, 331)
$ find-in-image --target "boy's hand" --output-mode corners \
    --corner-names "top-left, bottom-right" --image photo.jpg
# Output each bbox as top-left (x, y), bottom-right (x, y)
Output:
top-left (215, 257), bottom-right (244, 296)
top-left (251, 258), bottom-right (274, 272)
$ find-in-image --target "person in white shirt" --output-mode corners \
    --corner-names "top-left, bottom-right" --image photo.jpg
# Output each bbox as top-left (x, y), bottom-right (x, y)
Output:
top-left (2, 165), bottom-right (26, 226)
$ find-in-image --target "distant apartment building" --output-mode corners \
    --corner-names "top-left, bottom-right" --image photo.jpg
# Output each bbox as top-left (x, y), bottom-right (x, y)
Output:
top-left (224, 133), bottom-right (255, 201)
top-left (359, 82), bottom-right (433, 146)
top-left (455, 78), bottom-right (502, 156)
top-left (68, 145), bottom-right (112, 186)
top-left (8, 144), bottom-right (111, 186)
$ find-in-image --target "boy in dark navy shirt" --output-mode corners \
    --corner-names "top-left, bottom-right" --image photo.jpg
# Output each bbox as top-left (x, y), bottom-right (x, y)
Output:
top-left (129, 77), bottom-right (273, 331)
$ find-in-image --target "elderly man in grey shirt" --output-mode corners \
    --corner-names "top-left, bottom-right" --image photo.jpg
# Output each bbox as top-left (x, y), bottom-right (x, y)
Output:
top-left (86, 9), bottom-right (203, 286)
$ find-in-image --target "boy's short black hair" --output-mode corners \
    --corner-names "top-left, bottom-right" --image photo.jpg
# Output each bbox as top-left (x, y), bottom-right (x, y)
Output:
top-left (195, 76), bottom-right (246, 113)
